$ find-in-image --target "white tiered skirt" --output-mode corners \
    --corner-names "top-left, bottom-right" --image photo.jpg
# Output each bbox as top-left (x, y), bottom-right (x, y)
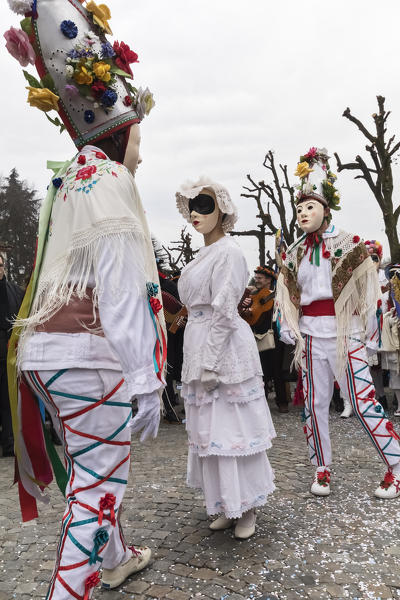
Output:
top-left (182, 375), bottom-right (276, 518)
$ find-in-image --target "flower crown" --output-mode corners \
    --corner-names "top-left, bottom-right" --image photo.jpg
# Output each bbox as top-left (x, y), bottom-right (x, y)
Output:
top-left (365, 239), bottom-right (383, 259)
top-left (294, 147), bottom-right (341, 211)
top-left (5, 0), bottom-right (155, 147)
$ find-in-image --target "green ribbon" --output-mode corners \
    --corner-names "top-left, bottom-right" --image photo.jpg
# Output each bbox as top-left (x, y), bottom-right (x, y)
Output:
top-left (8, 157), bottom-right (74, 497)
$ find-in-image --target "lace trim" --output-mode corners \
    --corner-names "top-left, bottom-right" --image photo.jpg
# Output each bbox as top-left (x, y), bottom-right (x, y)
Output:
top-left (188, 438), bottom-right (274, 458)
top-left (187, 486), bottom-right (276, 519)
top-left (182, 384), bottom-right (265, 406)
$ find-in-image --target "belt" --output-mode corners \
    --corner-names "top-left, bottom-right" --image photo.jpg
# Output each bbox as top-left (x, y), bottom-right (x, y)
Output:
top-left (301, 299), bottom-right (335, 317)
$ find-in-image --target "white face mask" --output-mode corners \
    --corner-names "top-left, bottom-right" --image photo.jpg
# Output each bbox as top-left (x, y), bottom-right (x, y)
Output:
top-left (296, 200), bottom-right (325, 233)
top-left (190, 192), bottom-right (221, 235)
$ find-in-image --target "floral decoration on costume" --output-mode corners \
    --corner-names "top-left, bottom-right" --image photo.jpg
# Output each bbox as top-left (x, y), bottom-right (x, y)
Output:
top-left (4, 26), bottom-right (35, 66)
top-left (58, 150), bottom-right (125, 197)
top-left (60, 19), bottom-right (78, 39)
top-left (26, 86), bottom-right (59, 112)
top-left (6, 0), bottom-right (155, 137)
top-left (6, 0), bottom-right (32, 15)
top-left (86, 1), bottom-right (113, 35)
top-left (294, 147), bottom-right (341, 211)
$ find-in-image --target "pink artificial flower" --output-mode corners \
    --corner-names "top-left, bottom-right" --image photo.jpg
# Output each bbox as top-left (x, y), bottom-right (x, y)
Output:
top-left (65, 84), bottom-right (79, 96)
top-left (4, 26), bottom-right (35, 67)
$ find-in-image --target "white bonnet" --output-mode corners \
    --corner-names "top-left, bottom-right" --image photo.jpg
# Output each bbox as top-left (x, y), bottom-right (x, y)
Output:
top-left (175, 176), bottom-right (238, 233)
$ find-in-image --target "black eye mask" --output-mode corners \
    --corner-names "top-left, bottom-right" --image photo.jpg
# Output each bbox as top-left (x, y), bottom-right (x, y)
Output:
top-left (189, 194), bottom-right (216, 215)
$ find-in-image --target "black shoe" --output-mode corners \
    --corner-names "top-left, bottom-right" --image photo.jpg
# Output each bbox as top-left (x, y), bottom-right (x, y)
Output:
top-left (278, 405), bottom-right (289, 414)
top-left (164, 411), bottom-right (181, 424)
top-left (378, 395), bottom-right (388, 411)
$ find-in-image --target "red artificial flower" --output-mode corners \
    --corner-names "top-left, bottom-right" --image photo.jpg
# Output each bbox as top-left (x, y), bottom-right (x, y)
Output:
top-left (323, 250), bottom-right (331, 259)
top-left (76, 165), bottom-right (97, 180)
top-left (367, 390), bottom-right (375, 399)
top-left (303, 426), bottom-right (307, 434)
top-left (281, 251), bottom-right (287, 261)
top-left (91, 81), bottom-right (107, 98)
top-left (95, 151), bottom-right (107, 160)
top-left (77, 155), bottom-right (86, 165)
top-left (123, 95), bottom-right (132, 107)
top-left (149, 296), bottom-right (162, 315)
top-left (84, 572), bottom-right (100, 600)
top-left (353, 235), bottom-right (360, 243)
top-left (113, 40), bottom-right (139, 77)
top-left (386, 422), bottom-right (400, 441)
top-left (377, 299), bottom-right (382, 308)
top-left (305, 147), bottom-right (317, 159)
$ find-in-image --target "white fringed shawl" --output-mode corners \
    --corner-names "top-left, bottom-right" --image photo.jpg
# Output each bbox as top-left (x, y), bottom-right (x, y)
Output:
top-left (16, 150), bottom-right (165, 366)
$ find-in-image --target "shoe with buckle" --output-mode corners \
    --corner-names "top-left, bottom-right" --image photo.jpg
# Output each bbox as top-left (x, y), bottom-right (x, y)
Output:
top-left (101, 545), bottom-right (151, 589)
top-left (374, 470), bottom-right (400, 499)
top-left (209, 516), bottom-right (234, 531)
top-left (311, 469), bottom-right (331, 496)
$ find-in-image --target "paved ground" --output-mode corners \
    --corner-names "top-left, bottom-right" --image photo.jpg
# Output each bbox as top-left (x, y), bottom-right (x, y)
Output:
top-left (2, 400), bottom-right (400, 600)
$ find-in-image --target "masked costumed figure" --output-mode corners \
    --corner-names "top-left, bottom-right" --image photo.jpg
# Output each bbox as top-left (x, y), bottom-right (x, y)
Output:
top-left (176, 177), bottom-right (276, 539)
top-left (381, 264), bottom-right (400, 417)
top-left (5, 1), bottom-right (166, 598)
top-left (274, 147), bottom-right (400, 499)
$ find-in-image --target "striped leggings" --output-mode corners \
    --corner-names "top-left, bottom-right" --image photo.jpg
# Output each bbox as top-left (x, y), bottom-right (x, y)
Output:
top-left (25, 368), bottom-right (132, 600)
top-left (302, 335), bottom-right (400, 468)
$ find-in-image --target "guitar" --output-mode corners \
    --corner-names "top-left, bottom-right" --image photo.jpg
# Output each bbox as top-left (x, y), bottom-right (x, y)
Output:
top-left (161, 290), bottom-right (187, 334)
top-left (239, 287), bottom-right (275, 327)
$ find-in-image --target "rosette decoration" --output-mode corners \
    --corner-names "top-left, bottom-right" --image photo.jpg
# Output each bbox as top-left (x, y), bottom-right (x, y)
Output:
top-left (294, 146), bottom-right (341, 211)
top-left (4, 0), bottom-right (155, 148)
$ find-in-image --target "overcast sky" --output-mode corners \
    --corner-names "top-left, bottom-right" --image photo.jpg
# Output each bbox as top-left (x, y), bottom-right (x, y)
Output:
top-left (1, 0), bottom-right (400, 267)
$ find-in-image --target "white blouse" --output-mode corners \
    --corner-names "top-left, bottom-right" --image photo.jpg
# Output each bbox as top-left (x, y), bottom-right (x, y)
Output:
top-left (178, 236), bottom-right (262, 384)
top-left (20, 235), bottom-right (161, 398)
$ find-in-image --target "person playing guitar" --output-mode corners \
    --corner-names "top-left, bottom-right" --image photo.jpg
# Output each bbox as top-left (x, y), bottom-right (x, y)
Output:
top-left (240, 266), bottom-right (289, 413)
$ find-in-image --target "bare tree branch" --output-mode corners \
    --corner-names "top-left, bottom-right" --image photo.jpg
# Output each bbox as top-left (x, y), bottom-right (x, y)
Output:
top-left (335, 96), bottom-right (400, 261)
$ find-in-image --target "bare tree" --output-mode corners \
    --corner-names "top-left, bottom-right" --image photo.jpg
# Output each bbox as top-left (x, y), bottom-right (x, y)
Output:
top-left (231, 150), bottom-right (299, 266)
top-left (162, 226), bottom-right (199, 274)
top-left (334, 95), bottom-right (400, 262)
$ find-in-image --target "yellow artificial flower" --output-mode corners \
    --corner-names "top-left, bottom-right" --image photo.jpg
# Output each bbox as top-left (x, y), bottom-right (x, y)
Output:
top-left (74, 65), bottom-right (93, 85)
top-left (93, 61), bottom-right (111, 82)
top-left (144, 92), bottom-right (155, 115)
top-left (294, 161), bottom-right (313, 179)
top-left (86, 1), bottom-right (112, 35)
top-left (26, 86), bottom-right (59, 112)
top-left (326, 181), bottom-right (333, 187)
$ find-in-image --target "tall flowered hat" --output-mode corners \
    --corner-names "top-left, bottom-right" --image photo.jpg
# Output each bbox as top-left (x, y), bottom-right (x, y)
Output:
top-left (294, 147), bottom-right (341, 211)
top-left (364, 239), bottom-right (383, 259)
top-left (4, 0), bottom-right (155, 148)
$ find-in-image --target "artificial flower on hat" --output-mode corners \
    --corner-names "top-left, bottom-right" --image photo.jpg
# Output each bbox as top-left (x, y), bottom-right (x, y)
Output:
top-left (294, 146), bottom-right (341, 211)
top-left (86, 1), bottom-right (113, 35)
top-left (26, 86), bottom-right (60, 112)
top-left (364, 239), bottom-right (383, 259)
top-left (3, 26), bottom-right (35, 67)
